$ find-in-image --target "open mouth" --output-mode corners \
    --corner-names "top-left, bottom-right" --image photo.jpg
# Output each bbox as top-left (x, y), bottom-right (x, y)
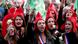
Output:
top-left (41, 27), bottom-right (45, 29)
top-left (66, 28), bottom-right (71, 30)
top-left (10, 31), bottom-right (14, 36)
top-left (50, 25), bottom-right (53, 28)
top-left (17, 22), bottom-right (21, 25)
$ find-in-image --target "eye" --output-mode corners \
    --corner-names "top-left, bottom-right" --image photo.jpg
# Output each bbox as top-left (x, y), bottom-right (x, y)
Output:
top-left (38, 22), bottom-right (41, 25)
top-left (51, 21), bottom-right (54, 23)
top-left (66, 23), bottom-right (68, 25)
top-left (68, 23), bottom-right (71, 25)
top-left (66, 22), bottom-right (71, 26)
top-left (42, 22), bottom-right (45, 24)
top-left (15, 19), bottom-right (18, 21)
top-left (19, 19), bottom-right (22, 21)
top-left (48, 21), bottom-right (51, 23)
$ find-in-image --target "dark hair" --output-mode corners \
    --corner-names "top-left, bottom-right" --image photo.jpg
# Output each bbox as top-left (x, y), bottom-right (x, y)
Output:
top-left (14, 15), bottom-right (24, 27)
top-left (14, 15), bottom-right (27, 37)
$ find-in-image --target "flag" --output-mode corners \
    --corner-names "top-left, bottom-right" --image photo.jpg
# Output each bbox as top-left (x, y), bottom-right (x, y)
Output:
top-left (23, 0), bottom-right (30, 15)
top-left (23, 0), bottom-right (28, 8)
top-left (74, 0), bottom-right (78, 15)
top-left (0, 0), bottom-right (5, 7)
top-left (2, 0), bottom-right (5, 4)
top-left (29, 0), bottom-right (46, 20)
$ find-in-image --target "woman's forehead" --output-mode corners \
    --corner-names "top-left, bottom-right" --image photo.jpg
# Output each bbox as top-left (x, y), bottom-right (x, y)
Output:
top-left (38, 20), bottom-right (45, 22)
top-left (15, 16), bottom-right (23, 20)
top-left (66, 20), bottom-right (72, 24)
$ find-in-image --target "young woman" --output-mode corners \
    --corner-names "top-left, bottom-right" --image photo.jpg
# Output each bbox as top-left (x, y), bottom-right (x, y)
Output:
top-left (2, 12), bottom-right (17, 44)
top-left (61, 5), bottom-right (77, 32)
top-left (13, 8), bottom-right (28, 44)
top-left (61, 17), bottom-right (77, 44)
top-left (34, 12), bottom-right (47, 44)
top-left (46, 8), bottom-right (63, 44)
top-left (47, 3), bottom-right (58, 21)
top-left (62, 5), bottom-right (76, 21)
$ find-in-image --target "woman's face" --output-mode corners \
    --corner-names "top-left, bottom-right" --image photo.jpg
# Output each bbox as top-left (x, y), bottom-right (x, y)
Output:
top-left (66, 10), bottom-right (73, 18)
top-left (50, 10), bottom-right (55, 17)
top-left (9, 28), bottom-right (15, 36)
top-left (47, 18), bottom-right (55, 30)
top-left (65, 20), bottom-right (73, 33)
top-left (37, 20), bottom-right (45, 32)
top-left (15, 16), bottom-right (23, 27)
top-left (8, 24), bottom-right (15, 36)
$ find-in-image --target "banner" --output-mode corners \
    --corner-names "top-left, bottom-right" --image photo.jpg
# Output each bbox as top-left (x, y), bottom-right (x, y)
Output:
top-left (29, 0), bottom-right (46, 20)
top-left (74, 0), bottom-right (78, 15)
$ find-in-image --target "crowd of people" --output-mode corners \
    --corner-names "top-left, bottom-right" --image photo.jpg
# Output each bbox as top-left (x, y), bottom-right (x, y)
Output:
top-left (0, 0), bottom-right (78, 44)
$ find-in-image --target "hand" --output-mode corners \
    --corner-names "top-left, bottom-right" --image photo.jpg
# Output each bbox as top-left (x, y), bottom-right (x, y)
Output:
top-left (21, 27), bottom-right (24, 35)
top-left (7, 24), bottom-right (14, 32)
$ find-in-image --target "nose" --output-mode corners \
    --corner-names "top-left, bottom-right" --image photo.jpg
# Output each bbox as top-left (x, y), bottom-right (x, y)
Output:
top-left (50, 21), bottom-right (54, 25)
top-left (41, 24), bottom-right (44, 27)
top-left (17, 20), bottom-right (20, 22)
top-left (66, 25), bottom-right (69, 28)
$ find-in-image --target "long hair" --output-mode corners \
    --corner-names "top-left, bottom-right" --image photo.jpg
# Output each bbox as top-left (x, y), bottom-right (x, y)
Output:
top-left (34, 22), bottom-right (47, 44)
top-left (61, 17), bottom-right (77, 33)
top-left (13, 15), bottom-right (27, 38)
